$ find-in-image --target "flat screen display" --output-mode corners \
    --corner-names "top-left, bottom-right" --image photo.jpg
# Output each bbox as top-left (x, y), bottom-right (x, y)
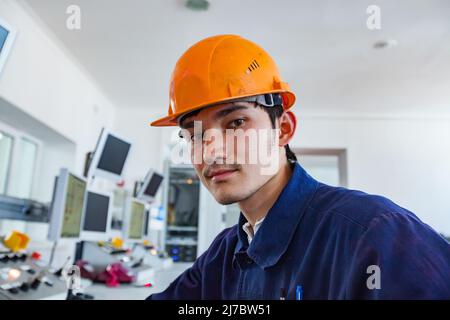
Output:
top-left (0, 25), bottom-right (9, 52)
top-left (61, 174), bottom-right (87, 238)
top-left (144, 173), bottom-right (163, 197)
top-left (128, 201), bottom-right (145, 239)
top-left (83, 192), bottom-right (110, 232)
top-left (143, 210), bottom-right (150, 236)
top-left (97, 134), bottom-right (131, 175)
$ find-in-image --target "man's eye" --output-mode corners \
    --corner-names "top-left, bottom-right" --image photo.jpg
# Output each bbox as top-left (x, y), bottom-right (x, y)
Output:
top-left (179, 130), bottom-right (193, 140)
top-left (229, 119), bottom-right (245, 128)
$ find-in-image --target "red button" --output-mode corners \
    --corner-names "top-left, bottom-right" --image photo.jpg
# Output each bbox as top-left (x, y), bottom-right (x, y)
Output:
top-left (31, 252), bottom-right (41, 260)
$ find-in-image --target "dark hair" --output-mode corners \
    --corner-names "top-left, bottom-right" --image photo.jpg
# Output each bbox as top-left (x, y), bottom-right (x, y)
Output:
top-left (257, 104), bottom-right (298, 163)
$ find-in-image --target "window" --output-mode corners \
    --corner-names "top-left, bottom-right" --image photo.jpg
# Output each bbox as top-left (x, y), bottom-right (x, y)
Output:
top-left (0, 17), bottom-right (17, 76)
top-left (0, 121), bottom-right (41, 199)
top-left (294, 148), bottom-right (348, 187)
top-left (0, 130), bottom-right (13, 193)
top-left (10, 138), bottom-right (38, 198)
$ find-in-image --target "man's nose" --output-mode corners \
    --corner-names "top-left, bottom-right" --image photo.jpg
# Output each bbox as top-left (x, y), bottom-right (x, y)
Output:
top-left (203, 130), bottom-right (226, 165)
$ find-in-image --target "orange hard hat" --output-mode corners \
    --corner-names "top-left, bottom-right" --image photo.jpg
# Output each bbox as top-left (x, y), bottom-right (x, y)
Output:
top-left (150, 34), bottom-right (296, 127)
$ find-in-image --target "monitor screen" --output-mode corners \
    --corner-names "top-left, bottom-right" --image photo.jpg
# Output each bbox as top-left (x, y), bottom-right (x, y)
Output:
top-left (83, 191), bottom-right (110, 232)
top-left (143, 210), bottom-right (150, 236)
top-left (96, 134), bottom-right (131, 175)
top-left (60, 174), bottom-right (87, 238)
top-left (128, 201), bottom-right (145, 239)
top-left (0, 25), bottom-right (9, 52)
top-left (144, 173), bottom-right (163, 197)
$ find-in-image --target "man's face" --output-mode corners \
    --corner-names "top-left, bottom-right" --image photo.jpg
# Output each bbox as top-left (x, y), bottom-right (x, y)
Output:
top-left (179, 102), bottom-right (281, 205)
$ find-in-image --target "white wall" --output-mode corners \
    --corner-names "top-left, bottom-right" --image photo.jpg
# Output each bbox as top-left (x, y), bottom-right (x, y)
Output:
top-left (0, 0), bottom-right (118, 265)
top-left (113, 107), bottom-right (164, 191)
top-left (0, 0), bottom-right (116, 176)
top-left (35, 141), bottom-right (76, 202)
top-left (292, 114), bottom-right (450, 235)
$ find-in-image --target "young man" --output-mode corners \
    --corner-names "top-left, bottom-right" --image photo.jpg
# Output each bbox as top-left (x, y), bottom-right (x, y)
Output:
top-left (148, 35), bottom-right (450, 299)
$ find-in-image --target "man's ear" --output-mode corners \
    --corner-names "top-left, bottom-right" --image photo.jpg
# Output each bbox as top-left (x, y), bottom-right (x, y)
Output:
top-left (278, 111), bottom-right (297, 147)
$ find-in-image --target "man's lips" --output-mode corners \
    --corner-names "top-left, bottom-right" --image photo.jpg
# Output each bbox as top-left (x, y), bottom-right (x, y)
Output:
top-left (206, 169), bottom-right (238, 182)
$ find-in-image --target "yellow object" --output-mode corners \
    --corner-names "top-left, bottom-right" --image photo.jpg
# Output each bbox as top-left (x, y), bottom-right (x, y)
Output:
top-left (143, 240), bottom-right (150, 246)
top-left (150, 34), bottom-right (296, 127)
top-left (111, 237), bottom-right (123, 249)
top-left (3, 231), bottom-right (30, 252)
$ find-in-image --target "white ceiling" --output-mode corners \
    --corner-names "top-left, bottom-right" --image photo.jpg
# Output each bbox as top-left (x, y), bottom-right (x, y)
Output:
top-left (20, 0), bottom-right (450, 116)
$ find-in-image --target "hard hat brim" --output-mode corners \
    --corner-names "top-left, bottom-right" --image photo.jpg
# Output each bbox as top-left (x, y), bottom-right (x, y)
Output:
top-left (150, 90), bottom-right (296, 127)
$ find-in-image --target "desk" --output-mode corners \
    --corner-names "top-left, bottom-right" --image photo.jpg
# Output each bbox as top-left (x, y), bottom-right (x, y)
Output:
top-left (84, 263), bottom-right (192, 300)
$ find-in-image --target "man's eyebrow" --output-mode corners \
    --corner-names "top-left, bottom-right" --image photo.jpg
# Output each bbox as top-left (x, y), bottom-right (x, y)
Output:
top-left (180, 121), bottom-right (195, 129)
top-left (179, 113), bottom-right (199, 129)
top-left (179, 104), bottom-right (250, 129)
top-left (213, 104), bottom-right (249, 120)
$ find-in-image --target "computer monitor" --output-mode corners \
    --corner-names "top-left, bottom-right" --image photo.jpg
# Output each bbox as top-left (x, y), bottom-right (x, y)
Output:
top-left (81, 190), bottom-right (112, 241)
top-left (48, 169), bottom-right (87, 241)
top-left (87, 128), bottom-right (132, 182)
top-left (136, 170), bottom-right (164, 203)
top-left (124, 198), bottom-right (146, 241)
top-left (143, 209), bottom-right (150, 237)
top-left (0, 18), bottom-right (16, 76)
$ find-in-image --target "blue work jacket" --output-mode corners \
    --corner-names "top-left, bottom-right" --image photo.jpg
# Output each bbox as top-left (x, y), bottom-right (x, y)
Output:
top-left (148, 163), bottom-right (450, 299)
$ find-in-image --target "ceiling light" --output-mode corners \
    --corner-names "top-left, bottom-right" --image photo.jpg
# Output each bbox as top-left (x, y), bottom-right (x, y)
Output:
top-left (373, 39), bottom-right (398, 49)
top-left (186, 0), bottom-right (209, 11)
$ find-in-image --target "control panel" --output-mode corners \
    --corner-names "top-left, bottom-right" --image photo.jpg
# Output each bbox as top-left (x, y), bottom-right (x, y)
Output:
top-left (0, 251), bottom-right (67, 300)
top-left (166, 244), bottom-right (197, 262)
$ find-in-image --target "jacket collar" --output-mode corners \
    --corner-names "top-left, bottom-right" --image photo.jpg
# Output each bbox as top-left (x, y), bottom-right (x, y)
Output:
top-left (234, 162), bottom-right (319, 269)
